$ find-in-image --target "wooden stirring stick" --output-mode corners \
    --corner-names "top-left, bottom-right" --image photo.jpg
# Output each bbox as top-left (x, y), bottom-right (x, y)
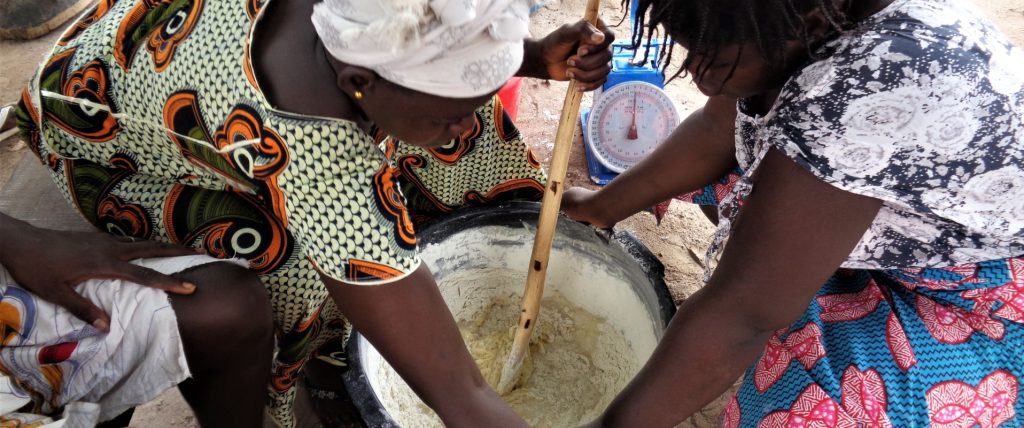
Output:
top-left (496, 0), bottom-right (602, 395)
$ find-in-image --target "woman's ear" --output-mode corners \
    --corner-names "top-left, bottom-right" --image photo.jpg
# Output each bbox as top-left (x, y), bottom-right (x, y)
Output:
top-left (800, 8), bottom-right (837, 44)
top-left (333, 64), bottom-right (380, 100)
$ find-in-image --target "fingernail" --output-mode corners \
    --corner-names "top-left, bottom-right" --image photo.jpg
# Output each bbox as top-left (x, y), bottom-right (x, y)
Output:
top-left (92, 319), bottom-right (109, 332)
top-left (566, 71), bottom-right (574, 79)
top-left (183, 282), bottom-right (197, 292)
top-left (592, 33), bottom-right (604, 42)
top-left (567, 59), bottom-right (576, 67)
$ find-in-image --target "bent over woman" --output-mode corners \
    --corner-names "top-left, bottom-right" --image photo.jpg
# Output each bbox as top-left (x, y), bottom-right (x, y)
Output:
top-left (10, 0), bottom-right (614, 425)
top-left (564, 0), bottom-right (1024, 426)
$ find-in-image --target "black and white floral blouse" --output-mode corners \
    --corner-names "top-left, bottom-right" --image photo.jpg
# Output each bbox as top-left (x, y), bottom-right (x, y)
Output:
top-left (714, 0), bottom-right (1024, 270)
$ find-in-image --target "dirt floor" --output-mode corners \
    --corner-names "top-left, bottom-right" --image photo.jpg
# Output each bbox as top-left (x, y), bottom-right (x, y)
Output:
top-left (0, 1), bottom-right (1022, 427)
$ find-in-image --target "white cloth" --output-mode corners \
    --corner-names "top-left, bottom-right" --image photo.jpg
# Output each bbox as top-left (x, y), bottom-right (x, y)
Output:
top-left (0, 255), bottom-right (242, 422)
top-left (312, 0), bottom-right (533, 98)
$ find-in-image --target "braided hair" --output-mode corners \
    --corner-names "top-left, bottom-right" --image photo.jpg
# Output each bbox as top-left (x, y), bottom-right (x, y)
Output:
top-left (629, 0), bottom-right (851, 83)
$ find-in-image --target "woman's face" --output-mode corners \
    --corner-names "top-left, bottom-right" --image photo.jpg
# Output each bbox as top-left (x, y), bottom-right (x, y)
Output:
top-left (358, 80), bottom-right (498, 148)
top-left (680, 42), bottom-right (803, 99)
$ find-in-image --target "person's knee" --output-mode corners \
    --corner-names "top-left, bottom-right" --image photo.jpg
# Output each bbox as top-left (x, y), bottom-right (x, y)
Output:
top-left (173, 262), bottom-right (273, 347)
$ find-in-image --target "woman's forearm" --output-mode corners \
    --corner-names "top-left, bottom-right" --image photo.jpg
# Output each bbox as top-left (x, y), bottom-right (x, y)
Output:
top-left (596, 285), bottom-right (772, 427)
top-left (0, 212), bottom-right (34, 265)
top-left (323, 265), bottom-right (527, 427)
top-left (586, 96), bottom-right (738, 226)
top-left (594, 150), bottom-right (883, 427)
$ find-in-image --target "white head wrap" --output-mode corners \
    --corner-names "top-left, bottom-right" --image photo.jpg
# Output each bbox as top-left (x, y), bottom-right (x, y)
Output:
top-left (312, 0), bottom-right (532, 98)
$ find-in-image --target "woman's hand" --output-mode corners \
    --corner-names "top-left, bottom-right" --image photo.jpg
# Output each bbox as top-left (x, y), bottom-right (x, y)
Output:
top-left (0, 213), bottom-right (201, 332)
top-left (583, 150), bottom-right (883, 426)
top-left (562, 187), bottom-right (614, 228)
top-left (519, 19), bottom-right (615, 91)
top-left (323, 264), bottom-right (528, 427)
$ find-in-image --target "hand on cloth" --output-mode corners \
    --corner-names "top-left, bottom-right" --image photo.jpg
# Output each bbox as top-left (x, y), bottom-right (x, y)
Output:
top-left (519, 19), bottom-right (615, 91)
top-left (0, 213), bottom-right (201, 332)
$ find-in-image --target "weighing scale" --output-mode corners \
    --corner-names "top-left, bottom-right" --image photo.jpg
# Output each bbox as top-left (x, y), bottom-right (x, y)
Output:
top-left (581, 28), bottom-right (680, 184)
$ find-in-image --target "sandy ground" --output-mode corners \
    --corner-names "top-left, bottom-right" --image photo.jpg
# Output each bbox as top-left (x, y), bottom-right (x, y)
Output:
top-left (0, 1), bottom-right (1021, 427)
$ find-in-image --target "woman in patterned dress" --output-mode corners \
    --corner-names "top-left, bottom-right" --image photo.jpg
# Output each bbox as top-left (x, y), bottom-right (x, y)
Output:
top-left (564, 0), bottom-right (1024, 426)
top-left (2, 0), bottom-right (615, 425)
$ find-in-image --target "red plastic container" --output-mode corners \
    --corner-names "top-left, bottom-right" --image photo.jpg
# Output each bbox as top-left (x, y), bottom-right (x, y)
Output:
top-left (497, 76), bottom-right (523, 121)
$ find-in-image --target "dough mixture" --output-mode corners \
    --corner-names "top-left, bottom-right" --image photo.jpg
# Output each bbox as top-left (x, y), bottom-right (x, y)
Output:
top-left (374, 268), bottom-right (642, 427)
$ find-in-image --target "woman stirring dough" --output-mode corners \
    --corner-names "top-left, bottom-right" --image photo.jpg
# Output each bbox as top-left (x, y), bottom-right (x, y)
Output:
top-left (4, 0), bottom-right (614, 425)
top-left (564, 0), bottom-right (1024, 425)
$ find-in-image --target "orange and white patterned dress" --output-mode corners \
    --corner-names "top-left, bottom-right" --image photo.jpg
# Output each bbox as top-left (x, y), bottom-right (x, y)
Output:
top-left (14, 0), bottom-right (545, 424)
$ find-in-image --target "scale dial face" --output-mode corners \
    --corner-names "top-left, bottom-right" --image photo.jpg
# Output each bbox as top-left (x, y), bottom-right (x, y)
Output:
top-left (587, 81), bottom-right (680, 173)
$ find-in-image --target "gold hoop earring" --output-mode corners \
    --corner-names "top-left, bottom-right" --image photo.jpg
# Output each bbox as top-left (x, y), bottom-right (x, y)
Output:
top-left (354, 90), bottom-right (363, 100)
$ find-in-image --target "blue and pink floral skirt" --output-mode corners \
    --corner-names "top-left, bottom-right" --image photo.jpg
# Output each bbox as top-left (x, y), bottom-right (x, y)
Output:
top-left (675, 178), bottom-right (1024, 427)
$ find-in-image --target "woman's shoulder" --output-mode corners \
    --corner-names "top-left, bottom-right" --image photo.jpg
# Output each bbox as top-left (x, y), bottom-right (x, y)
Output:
top-left (753, 0), bottom-right (1023, 238)
top-left (778, 0), bottom-right (1022, 119)
top-left (822, 0), bottom-right (1018, 72)
top-left (263, 109), bottom-right (378, 163)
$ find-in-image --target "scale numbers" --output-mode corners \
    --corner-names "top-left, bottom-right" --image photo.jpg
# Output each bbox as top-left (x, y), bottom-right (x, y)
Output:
top-left (587, 81), bottom-right (680, 173)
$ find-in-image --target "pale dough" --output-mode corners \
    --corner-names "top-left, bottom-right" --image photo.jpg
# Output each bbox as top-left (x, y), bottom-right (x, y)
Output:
top-left (375, 268), bottom-right (641, 428)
